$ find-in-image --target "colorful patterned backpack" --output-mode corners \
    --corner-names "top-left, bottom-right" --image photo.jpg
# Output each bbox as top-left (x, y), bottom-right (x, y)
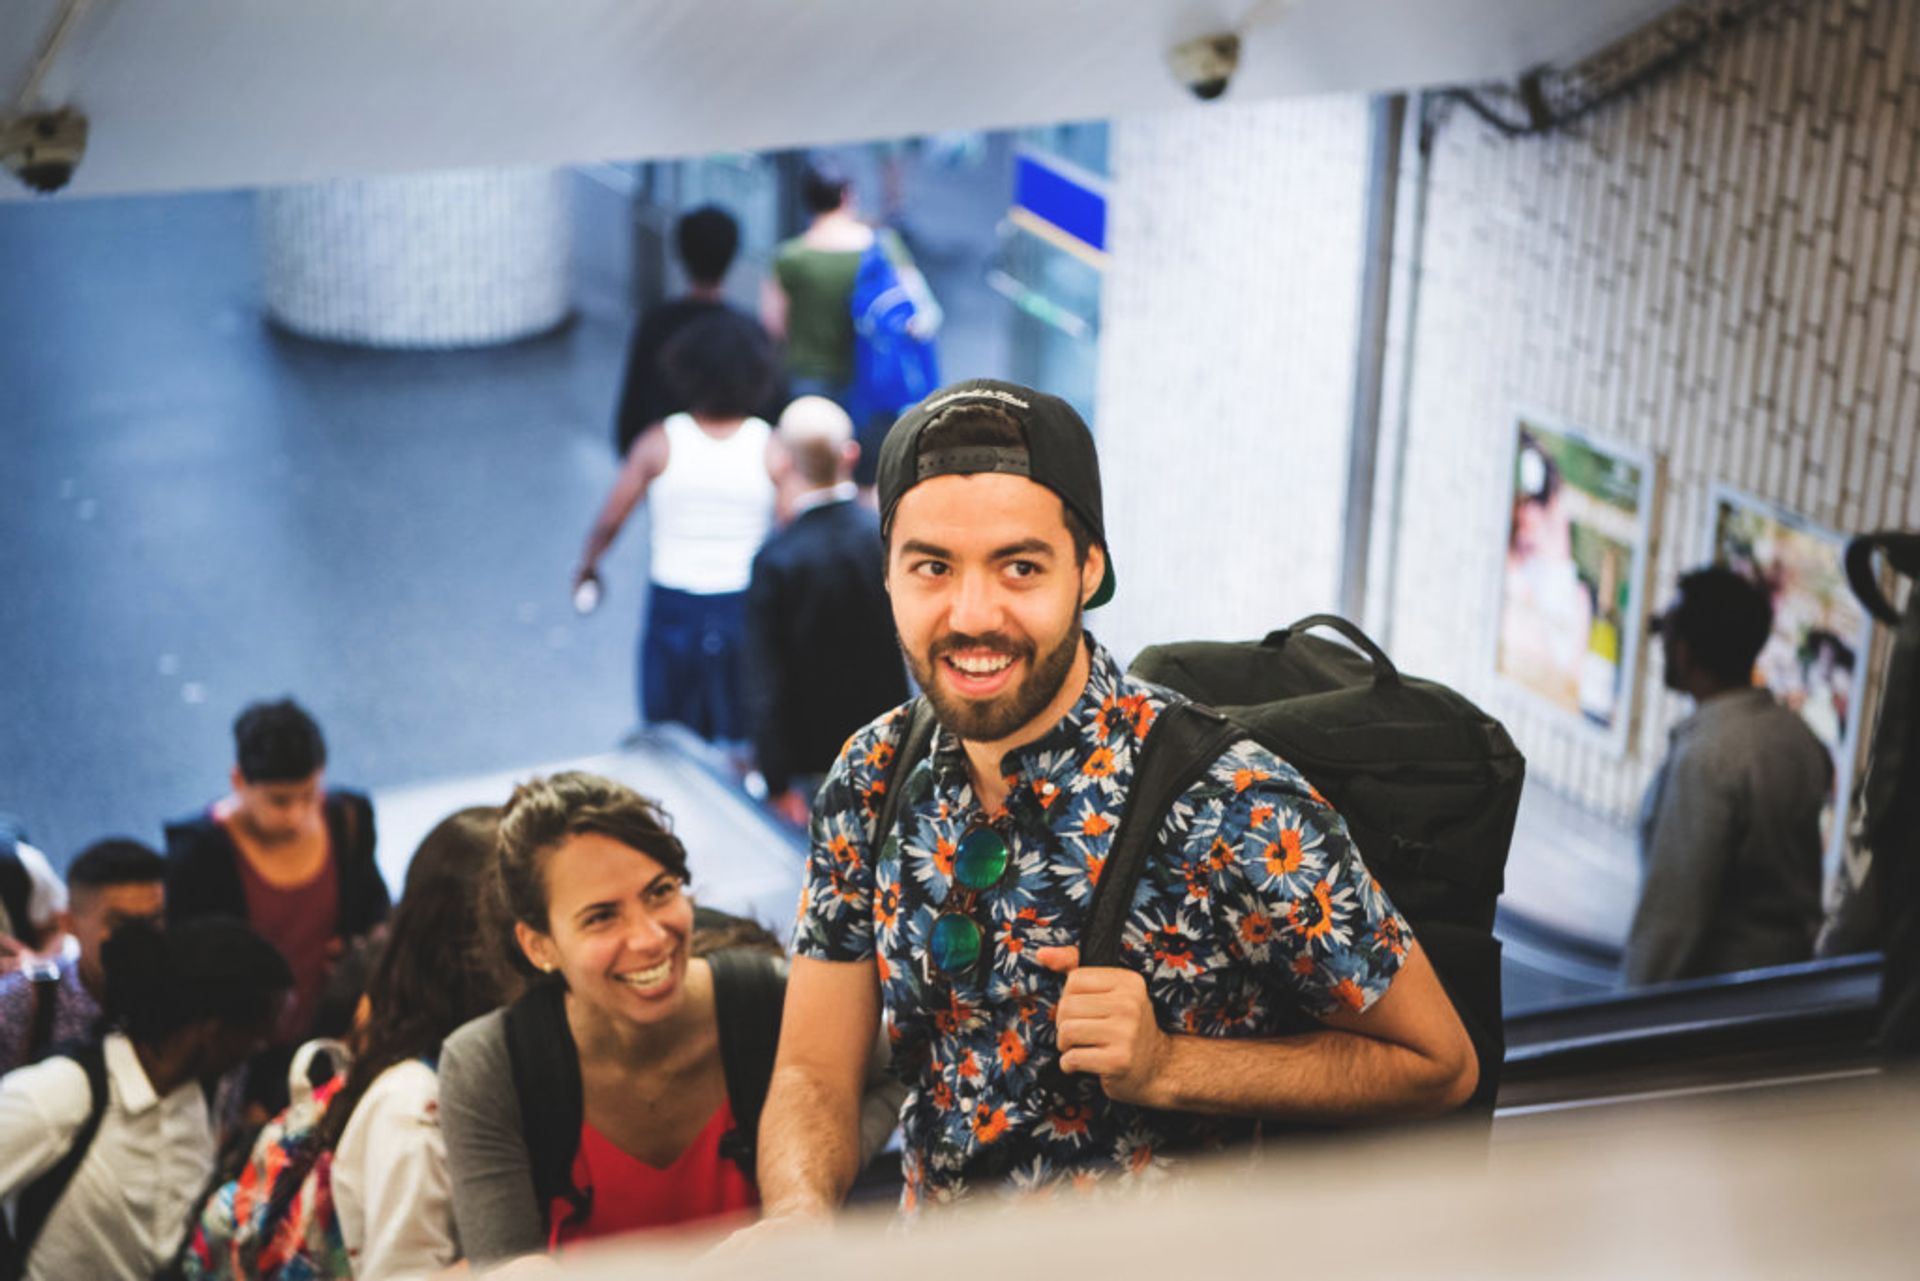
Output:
top-left (182, 1049), bottom-right (352, 1281)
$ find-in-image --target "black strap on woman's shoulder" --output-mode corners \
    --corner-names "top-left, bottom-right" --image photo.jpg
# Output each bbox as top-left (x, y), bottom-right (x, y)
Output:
top-left (502, 977), bottom-right (587, 1234)
top-left (0, 1040), bottom-right (110, 1281)
top-left (706, 948), bottom-right (786, 1178)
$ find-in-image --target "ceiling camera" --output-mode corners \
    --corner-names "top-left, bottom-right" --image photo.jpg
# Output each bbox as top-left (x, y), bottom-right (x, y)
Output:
top-left (3, 108), bottom-right (88, 194)
top-left (1168, 33), bottom-right (1241, 101)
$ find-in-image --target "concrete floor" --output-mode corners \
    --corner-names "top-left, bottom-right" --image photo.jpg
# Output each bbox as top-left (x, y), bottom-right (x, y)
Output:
top-left (1, 186), bottom-right (657, 864)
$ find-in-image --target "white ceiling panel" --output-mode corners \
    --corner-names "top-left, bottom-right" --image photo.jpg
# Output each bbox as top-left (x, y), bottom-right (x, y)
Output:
top-left (0, 0), bottom-right (1685, 200)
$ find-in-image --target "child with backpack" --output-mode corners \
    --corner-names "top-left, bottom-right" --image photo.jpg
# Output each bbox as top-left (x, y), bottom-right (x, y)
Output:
top-left (182, 806), bottom-right (512, 1281)
top-left (0, 918), bottom-right (292, 1281)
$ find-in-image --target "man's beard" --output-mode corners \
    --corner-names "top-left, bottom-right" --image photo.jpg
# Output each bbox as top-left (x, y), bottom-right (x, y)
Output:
top-left (906, 612), bottom-right (1084, 744)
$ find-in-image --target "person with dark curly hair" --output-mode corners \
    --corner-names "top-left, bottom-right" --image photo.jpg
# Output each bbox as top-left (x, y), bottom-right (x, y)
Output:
top-left (575, 312), bottom-right (784, 743)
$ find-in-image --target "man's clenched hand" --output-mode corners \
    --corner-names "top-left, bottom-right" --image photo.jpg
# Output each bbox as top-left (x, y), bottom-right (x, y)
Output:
top-left (1035, 945), bottom-right (1172, 1108)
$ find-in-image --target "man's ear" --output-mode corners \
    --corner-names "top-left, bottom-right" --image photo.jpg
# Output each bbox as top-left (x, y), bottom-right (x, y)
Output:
top-left (515, 920), bottom-right (560, 976)
top-left (1081, 544), bottom-right (1107, 607)
top-left (229, 765), bottom-right (246, 794)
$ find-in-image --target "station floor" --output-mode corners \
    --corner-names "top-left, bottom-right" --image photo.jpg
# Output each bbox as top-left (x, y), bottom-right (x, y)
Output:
top-left (2, 186), bottom-right (660, 868)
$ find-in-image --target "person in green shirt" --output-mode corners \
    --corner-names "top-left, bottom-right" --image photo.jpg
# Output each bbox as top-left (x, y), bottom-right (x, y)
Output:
top-left (762, 163), bottom-right (873, 405)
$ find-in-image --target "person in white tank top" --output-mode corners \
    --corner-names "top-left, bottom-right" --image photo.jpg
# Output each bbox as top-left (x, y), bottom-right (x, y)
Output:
top-left (575, 310), bottom-right (782, 741)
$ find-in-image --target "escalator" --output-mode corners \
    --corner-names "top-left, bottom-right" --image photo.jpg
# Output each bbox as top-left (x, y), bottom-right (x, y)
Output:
top-left (1497, 950), bottom-right (1884, 1116)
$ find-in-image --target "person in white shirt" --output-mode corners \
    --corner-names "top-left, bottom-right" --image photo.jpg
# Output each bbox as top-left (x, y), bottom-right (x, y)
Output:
top-left (0, 917), bottom-right (291, 1280)
top-left (573, 310), bottom-right (782, 745)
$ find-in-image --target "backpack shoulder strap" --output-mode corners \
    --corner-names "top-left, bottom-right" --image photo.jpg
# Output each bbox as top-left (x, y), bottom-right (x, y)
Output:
top-left (3, 1041), bottom-right (111, 1276)
top-left (706, 949), bottom-right (787, 1177)
top-left (501, 979), bottom-right (585, 1233)
top-left (1082, 702), bottom-right (1243, 967)
top-left (25, 973), bottom-right (60, 1063)
top-left (867, 698), bottom-right (937, 858)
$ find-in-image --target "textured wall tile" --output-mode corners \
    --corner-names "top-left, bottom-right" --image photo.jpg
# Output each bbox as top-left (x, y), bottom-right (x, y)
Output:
top-left (1385, 0), bottom-right (1918, 823)
top-left (259, 168), bottom-right (572, 349)
top-left (1095, 95), bottom-right (1372, 664)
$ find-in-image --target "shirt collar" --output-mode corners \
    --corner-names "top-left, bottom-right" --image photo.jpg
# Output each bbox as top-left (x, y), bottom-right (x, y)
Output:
top-left (928, 634), bottom-right (1128, 815)
top-left (103, 1031), bottom-right (161, 1115)
top-left (1672, 685), bottom-right (1774, 742)
top-left (791, 482), bottom-right (859, 517)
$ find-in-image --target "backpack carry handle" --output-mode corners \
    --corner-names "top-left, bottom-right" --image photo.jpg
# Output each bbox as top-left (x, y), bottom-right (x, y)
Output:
top-left (1845, 532), bottom-right (1920, 626)
top-left (1263, 614), bottom-right (1401, 686)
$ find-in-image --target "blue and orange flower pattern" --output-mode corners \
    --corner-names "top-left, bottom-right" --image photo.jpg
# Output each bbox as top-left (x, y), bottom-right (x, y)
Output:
top-left (794, 641), bottom-right (1410, 1207)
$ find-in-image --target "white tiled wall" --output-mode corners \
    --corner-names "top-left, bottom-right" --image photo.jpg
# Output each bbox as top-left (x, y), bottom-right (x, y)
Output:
top-left (259, 168), bottom-right (572, 349)
top-left (1383, 0), bottom-right (1920, 824)
top-left (1093, 95), bottom-right (1373, 664)
top-left (1087, 0), bottom-right (1915, 945)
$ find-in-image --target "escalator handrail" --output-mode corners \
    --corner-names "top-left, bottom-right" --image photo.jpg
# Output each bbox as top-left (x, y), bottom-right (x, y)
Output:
top-left (1505, 952), bottom-right (1882, 1064)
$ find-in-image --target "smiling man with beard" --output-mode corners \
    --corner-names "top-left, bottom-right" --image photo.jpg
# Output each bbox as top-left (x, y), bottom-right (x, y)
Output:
top-left (754, 379), bottom-right (1477, 1215)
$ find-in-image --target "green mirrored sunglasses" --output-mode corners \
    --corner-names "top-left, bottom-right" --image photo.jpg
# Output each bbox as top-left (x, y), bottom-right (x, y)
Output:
top-left (925, 822), bottom-right (1013, 976)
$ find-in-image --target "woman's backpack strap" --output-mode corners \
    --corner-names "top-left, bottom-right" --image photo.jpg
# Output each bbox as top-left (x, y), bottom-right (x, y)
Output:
top-left (501, 978), bottom-right (586, 1233)
top-left (706, 948), bottom-right (787, 1178)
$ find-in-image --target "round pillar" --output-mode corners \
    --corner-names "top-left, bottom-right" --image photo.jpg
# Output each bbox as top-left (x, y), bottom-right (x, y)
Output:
top-left (259, 168), bottom-right (571, 348)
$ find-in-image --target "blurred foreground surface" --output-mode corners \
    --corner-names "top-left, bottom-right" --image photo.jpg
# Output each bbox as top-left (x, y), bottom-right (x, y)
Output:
top-left (552, 1074), bottom-right (1918, 1280)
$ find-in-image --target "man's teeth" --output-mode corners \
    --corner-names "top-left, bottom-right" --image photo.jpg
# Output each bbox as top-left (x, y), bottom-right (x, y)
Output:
top-left (617, 959), bottom-right (673, 989)
top-left (948, 653), bottom-right (1014, 675)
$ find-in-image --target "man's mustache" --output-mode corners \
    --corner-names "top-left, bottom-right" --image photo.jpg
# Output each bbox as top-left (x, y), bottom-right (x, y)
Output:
top-left (929, 632), bottom-right (1031, 661)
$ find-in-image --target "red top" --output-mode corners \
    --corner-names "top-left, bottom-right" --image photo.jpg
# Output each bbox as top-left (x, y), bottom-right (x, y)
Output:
top-left (229, 824), bottom-right (339, 1042)
top-left (550, 1101), bottom-right (759, 1248)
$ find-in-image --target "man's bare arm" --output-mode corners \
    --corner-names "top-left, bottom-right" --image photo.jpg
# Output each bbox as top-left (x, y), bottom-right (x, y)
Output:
top-left (756, 955), bottom-right (882, 1218)
top-left (1041, 939), bottom-right (1477, 1122)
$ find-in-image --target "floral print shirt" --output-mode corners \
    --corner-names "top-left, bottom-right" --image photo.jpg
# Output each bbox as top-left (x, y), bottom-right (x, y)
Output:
top-left (794, 639), bottom-right (1410, 1206)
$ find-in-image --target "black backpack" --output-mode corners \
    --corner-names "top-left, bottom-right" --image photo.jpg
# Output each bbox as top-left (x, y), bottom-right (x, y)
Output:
top-left (502, 946), bottom-right (784, 1236)
top-left (872, 614), bottom-right (1521, 1115)
top-left (1128, 615), bottom-right (1523, 1111)
top-left (0, 1041), bottom-right (111, 1281)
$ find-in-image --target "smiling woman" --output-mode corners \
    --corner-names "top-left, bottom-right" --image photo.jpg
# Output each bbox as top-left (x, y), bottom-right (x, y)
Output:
top-left (435, 773), bottom-right (761, 1262)
top-left (435, 773), bottom-right (899, 1267)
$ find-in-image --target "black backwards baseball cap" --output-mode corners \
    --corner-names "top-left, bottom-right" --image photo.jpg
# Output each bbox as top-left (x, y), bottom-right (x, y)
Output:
top-left (876, 378), bottom-right (1114, 609)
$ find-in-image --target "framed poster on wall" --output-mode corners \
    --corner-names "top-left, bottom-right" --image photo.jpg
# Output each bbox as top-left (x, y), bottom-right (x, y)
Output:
top-left (1494, 413), bottom-right (1653, 754)
top-left (1705, 487), bottom-right (1872, 872)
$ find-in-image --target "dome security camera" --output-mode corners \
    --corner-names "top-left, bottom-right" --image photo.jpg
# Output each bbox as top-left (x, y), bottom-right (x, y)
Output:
top-left (1167, 32), bottom-right (1241, 101)
top-left (3, 108), bottom-right (88, 194)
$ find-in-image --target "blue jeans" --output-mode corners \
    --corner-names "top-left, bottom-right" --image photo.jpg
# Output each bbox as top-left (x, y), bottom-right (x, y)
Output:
top-left (641, 585), bottom-right (749, 742)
